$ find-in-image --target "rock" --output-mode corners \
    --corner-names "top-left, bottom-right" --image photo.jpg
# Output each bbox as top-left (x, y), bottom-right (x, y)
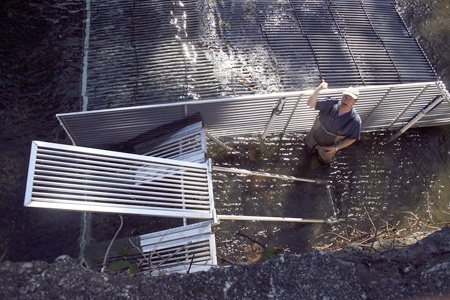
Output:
top-left (0, 227), bottom-right (449, 299)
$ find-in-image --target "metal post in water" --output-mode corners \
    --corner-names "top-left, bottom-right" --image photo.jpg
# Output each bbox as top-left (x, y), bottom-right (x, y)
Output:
top-left (387, 95), bottom-right (444, 143)
top-left (261, 97), bottom-right (286, 141)
top-left (79, 0), bottom-right (92, 265)
top-left (282, 94), bottom-right (304, 135)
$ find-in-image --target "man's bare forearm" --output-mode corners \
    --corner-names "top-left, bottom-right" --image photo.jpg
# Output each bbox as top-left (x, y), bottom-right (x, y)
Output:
top-left (307, 80), bottom-right (328, 108)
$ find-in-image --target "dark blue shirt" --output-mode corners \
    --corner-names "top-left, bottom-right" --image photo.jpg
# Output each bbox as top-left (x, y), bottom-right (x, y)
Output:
top-left (315, 97), bottom-right (361, 140)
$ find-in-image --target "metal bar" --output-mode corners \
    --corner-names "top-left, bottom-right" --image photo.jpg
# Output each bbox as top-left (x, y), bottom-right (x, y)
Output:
top-left (387, 95), bottom-right (444, 142)
top-left (361, 87), bottom-right (393, 126)
top-left (207, 160), bottom-right (218, 224)
top-left (387, 86), bottom-right (428, 129)
top-left (205, 131), bottom-right (235, 153)
top-left (28, 200), bottom-right (211, 219)
top-left (217, 214), bottom-right (334, 224)
top-left (213, 166), bottom-right (325, 185)
top-left (81, 0), bottom-right (91, 112)
top-left (261, 97), bottom-right (286, 141)
top-left (282, 94), bottom-right (303, 135)
top-left (24, 142), bottom-right (38, 206)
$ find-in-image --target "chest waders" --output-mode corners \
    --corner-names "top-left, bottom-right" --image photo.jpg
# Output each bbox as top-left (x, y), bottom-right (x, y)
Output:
top-left (305, 112), bottom-right (355, 164)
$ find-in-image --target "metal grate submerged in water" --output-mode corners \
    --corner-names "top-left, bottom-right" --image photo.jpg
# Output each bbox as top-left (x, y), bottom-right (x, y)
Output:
top-left (83, 0), bottom-right (438, 110)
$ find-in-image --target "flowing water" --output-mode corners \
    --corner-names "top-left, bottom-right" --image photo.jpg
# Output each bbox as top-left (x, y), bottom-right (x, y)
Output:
top-left (1, 0), bottom-right (449, 264)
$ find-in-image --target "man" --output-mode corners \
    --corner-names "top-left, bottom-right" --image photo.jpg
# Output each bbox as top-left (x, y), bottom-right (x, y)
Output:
top-left (305, 80), bottom-right (361, 164)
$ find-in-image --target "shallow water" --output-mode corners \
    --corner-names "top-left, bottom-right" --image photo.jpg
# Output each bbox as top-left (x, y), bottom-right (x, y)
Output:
top-left (209, 126), bottom-right (450, 261)
top-left (1, 0), bottom-right (449, 263)
top-left (1, 0), bottom-right (84, 261)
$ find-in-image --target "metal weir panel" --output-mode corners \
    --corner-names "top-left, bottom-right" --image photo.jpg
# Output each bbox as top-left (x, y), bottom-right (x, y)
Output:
top-left (217, 0), bottom-right (436, 88)
top-left (25, 141), bottom-right (214, 219)
top-left (57, 81), bottom-right (450, 148)
top-left (83, 0), bottom-right (437, 110)
top-left (84, 0), bottom-right (227, 110)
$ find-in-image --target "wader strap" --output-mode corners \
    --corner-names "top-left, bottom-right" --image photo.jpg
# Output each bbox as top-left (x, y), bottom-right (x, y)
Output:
top-left (337, 114), bottom-right (357, 135)
top-left (319, 103), bottom-right (357, 135)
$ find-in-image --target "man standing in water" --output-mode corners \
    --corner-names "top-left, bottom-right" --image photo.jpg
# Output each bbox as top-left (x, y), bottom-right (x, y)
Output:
top-left (305, 80), bottom-right (361, 164)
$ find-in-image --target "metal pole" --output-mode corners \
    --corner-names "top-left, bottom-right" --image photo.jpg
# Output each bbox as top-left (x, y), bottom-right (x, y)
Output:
top-left (261, 97), bottom-right (286, 141)
top-left (387, 95), bottom-right (444, 143)
top-left (206, 131), bottom-right (235, 153)
top-left (212, 166), bottom-right (327, 185)
top-left (282, 94), bottom-right (303, 135)
top-left (217, 214), bottom-right (335, 224)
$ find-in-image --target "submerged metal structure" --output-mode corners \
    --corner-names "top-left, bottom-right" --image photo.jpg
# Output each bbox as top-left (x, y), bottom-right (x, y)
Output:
top-left (82, 0), bottom-right (442, 110)
top-left (25, 0), bottom-right (450, 274)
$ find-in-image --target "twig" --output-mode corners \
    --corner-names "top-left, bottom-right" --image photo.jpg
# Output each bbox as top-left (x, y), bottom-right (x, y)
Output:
top-left (217, 255), bottom-right (238, 265)
top-left (101, 215), bottom-right (124, 273)
top-left (314, 243), bottom-right (334, 251)
top-left (346, 225), bottom-right (370, 235)
top-left (187, 254), bottom-right (195, 274)
top-left (424, 192), bottom-right (435, 223)
top-left (151, 241), bottom-right (192, 272)
top-left (236, 231), bottom-right (266, 249)
top-left (147, 233), bottom-right (170, 270)
top-left (0, 250), bottom-right (6, 262)
top-left (128, 238), bottom-right (150, 270)
top-left (328, 231), bottom-right (352, 242)
top-left (363, 205), bottom-right (377, 232)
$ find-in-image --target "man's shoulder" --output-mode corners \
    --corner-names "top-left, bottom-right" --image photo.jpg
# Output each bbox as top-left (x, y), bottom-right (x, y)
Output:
top-left (320, 97), bottom-right (338, 103)
top-left (316, 97), bottom-right (338, 109)
top-left (351, 109), bottom-right (362, 124)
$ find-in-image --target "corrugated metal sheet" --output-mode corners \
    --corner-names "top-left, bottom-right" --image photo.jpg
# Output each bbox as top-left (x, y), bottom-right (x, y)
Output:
top-left (58, 81), bottom-right (450, 149)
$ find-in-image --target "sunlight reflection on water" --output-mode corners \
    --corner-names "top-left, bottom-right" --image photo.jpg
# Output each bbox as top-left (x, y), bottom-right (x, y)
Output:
top-left (209, 127), bottom-right (450, 262)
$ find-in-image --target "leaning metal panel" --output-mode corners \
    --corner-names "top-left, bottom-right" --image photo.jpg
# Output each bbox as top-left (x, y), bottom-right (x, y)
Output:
top-left (90, 221), bottom-right (217, 275)
top-left (134, 122), bottom-right (207, 163)
top-left (25, 141), bottom-right (214, 219)
top-left (138, 221), bottom-right (217, 275)
top-left (57, 81), bottom-right (450, 149)
top-left (85, 221), bottom-right (217, 275)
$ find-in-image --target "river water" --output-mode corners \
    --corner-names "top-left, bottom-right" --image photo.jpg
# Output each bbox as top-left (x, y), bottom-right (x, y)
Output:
top-left (1, 0), bottom-right (449, 263)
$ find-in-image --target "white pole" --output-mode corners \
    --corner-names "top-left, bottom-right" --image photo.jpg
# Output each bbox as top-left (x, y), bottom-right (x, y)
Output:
top-left (217, 214), bottom-right (335, 224)
top-left (213, 166), bottom-right (325, 185)
top-left (261, 97), bottom-right (286, 141)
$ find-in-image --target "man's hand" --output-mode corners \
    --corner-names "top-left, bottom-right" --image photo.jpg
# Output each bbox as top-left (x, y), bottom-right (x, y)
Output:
top-left (318, 80), bottom-right (328, 90)
top-left (307, 79), bottom-right (328, 108)
top-left (323, 146), bottom-right (338, 154)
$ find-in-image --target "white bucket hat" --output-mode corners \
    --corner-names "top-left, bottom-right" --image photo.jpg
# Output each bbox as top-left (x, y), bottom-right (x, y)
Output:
top-left (343, 87), bottom-right (359, 100)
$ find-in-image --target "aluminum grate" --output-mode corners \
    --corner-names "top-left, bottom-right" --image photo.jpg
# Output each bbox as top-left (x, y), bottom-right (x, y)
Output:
top-left (25, 141), bottom-right (215, 219)
top-left (58, 81), bottom-right (450, 149)
top-left (83, 0), bottom-right (438, 110)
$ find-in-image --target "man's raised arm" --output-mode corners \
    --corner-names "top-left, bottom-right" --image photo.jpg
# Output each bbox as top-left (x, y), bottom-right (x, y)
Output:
top-left (307, 80), bottom-right (328, 108)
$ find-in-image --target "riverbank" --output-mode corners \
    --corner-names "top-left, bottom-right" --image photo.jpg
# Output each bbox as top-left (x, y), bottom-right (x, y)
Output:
top-left (1, 226), bottom-right (449, 299)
